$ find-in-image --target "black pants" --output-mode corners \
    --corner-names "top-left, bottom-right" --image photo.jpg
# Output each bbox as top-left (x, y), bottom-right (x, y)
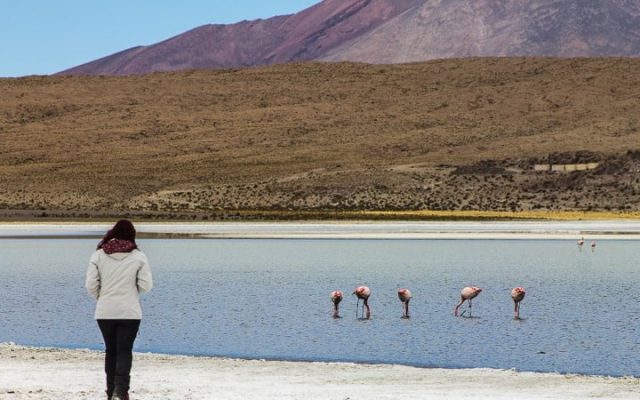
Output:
top-left (98, 319), bottom-right (141, 397)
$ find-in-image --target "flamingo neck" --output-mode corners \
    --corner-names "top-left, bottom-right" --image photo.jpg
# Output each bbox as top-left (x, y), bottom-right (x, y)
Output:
top-left (454, 300), bottom-right (464, 316)
top-left (361, 298), bottom-right (370, 318)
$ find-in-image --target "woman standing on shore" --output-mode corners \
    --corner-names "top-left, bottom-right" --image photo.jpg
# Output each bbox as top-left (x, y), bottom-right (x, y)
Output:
top-left (86, 220), bottom-right (153, 400)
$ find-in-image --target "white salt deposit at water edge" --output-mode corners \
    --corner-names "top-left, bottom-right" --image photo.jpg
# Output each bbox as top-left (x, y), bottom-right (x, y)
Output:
top-left (2, 220), bottom-right (640, 239)
top-left (1, 344), bottom-right (638, 400)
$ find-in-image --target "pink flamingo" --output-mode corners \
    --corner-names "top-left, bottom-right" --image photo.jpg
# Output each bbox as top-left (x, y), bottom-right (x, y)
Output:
top-left (591, 241), bottom-right (596, 252)
top-left (353, 286), bottom-right (371, 319)
top-left (511, 287), bottom-right (526, 320)
top-left (577, 237), bottom-right (585, 251)
top-left (454, 286), bottom-right (482, 317)
top-left (397, 288), bottom-right (412, 318)
top-left (330, 290), bottom-right (343, 318)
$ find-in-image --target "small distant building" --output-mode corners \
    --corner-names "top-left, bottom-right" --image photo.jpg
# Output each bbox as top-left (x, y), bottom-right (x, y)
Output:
top-left (533, 162), bottom-right (599, 173)
top-left (533, 164), bottom-right (551, 171)
top-left (575, 164), bottom-right (588, 171)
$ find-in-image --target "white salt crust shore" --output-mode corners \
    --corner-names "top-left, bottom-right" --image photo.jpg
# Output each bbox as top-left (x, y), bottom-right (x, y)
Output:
top-left (0, 344), bottom-right (638, 400)
top-left (2, 221), bottom-right (640, 239)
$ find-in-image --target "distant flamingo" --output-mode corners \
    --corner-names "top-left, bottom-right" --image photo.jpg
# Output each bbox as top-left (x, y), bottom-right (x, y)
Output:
top-left (577, 237), bottom-right (585, 251)
top-left (330, 290), bottom-right (343, 318)
top-left (397, 288), bottom-right (412, 318)
top-left (591, 241), bottom-right (596, 252)
top-left (511, 287), bottom-right (526, 320)
top-left (353, 286), bottom-right (371, 319)
top-left (454, 286), bottom-right (482, 317)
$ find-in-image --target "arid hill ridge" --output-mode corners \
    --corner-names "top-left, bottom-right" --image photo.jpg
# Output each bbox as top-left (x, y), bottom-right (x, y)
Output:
top-left (58, 0), bottom-right (640, 76)
top-left (2, 58), bottom-right (640, 219)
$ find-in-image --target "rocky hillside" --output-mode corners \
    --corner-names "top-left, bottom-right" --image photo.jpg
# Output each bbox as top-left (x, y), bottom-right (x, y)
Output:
top-left (322, 0), bottom-right (640, 62)
top-left (58, 0), bottom-right (418, 75)
top-left (58, 0), bottom-right (640, 76)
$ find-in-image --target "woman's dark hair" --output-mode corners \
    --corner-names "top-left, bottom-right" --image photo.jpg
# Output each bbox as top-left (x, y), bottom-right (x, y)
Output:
top-left (97, 219), bottom-right (137, 249)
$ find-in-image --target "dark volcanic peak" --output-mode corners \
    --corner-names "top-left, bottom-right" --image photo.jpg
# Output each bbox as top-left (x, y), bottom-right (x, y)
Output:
top-left (58, 0), bottom-right (640, 76)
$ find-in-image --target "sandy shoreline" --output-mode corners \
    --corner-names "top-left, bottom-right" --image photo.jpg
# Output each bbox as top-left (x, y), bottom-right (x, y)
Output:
top-left (0, 344), bottom-right (638, 400)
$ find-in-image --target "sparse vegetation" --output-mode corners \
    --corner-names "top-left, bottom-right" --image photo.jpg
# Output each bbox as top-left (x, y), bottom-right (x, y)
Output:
top-left (1, 59), bottom-right (640, 220)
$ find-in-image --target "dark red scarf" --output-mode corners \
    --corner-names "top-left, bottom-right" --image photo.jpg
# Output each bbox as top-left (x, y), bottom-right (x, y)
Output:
top-left (101, 239), bottom-right (137, 254)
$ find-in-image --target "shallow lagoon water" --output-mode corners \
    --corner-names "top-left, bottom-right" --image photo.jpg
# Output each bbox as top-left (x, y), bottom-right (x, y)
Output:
top-left (0, 237), bottom-right (638, 377)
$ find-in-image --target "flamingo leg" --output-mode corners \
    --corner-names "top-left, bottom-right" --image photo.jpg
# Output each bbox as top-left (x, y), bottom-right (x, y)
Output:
top-left (400, 300), bottom-right (409, 318)
top-left (355, 298), bottom-right (361, 319)
top-left (468, 298), bottom-right (473, 317)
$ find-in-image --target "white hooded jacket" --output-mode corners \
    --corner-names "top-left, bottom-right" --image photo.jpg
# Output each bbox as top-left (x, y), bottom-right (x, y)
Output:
top-left (86, 248), bottom-right (153, 320)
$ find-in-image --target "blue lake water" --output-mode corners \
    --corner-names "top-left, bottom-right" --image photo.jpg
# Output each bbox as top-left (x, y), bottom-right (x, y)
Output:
top-left (0, 238), bottom-right (638, 377)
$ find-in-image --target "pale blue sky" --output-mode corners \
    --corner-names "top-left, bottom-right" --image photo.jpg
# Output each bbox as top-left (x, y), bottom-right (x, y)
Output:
top-left (0, 1), bottom-right (320, 77)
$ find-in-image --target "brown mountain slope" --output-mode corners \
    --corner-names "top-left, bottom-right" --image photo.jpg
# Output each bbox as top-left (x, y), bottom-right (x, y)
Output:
top-left (322, 0), bottom-right (640, 63)
top-left (3, 58), bottom-right (640, 219)
top-left (57, 0), bottom-right (640, 76)
top-left (58, 0), bottom-right (419, 75)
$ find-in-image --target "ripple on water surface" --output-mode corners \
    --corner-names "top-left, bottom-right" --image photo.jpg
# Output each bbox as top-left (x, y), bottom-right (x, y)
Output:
top-left (0, 238), bottom-right (638, 377)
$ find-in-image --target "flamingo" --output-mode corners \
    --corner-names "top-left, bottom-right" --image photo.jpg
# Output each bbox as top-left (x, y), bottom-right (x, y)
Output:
top-left (577, 237), bottom-right (585, 251)
top-left (330, 290), bottom-right (343, 318)
top-left (591, 241), bottom-right (596, 252)
top-left (353, 286), bottom-right (371, 319)
top-left (511, 287), bottom-right (526, 320)
top-left (454, 286), bottom-right (482, 317)
top-left (397, 288), bottom-right (412, 318)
